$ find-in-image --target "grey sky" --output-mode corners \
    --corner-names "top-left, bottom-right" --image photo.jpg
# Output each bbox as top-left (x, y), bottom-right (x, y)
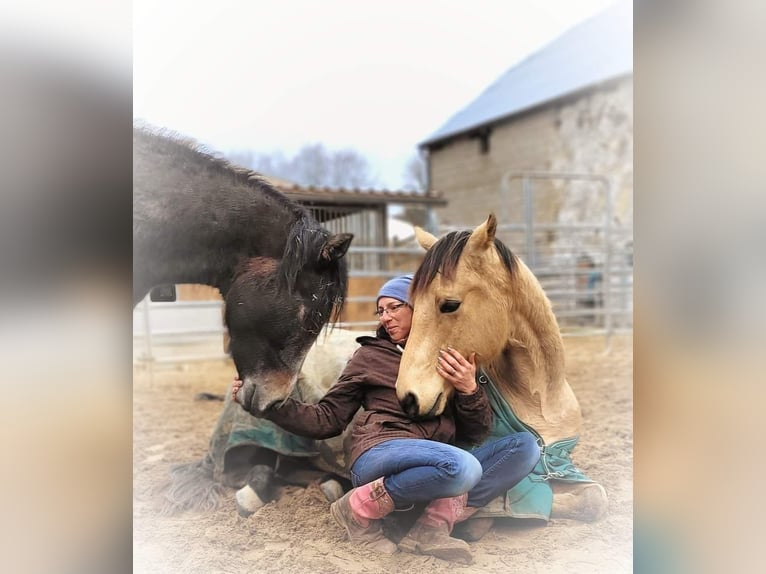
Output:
top-left (133, 0), bottom-right (619, 189)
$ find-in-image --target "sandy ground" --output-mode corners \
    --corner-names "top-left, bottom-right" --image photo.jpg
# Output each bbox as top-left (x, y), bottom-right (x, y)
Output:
top-left (133, 334), bottom-right (632, 573)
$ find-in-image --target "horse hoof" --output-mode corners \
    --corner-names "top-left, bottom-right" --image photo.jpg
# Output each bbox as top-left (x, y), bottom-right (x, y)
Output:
top-left (319, 479), bottom-right (345, 502)
top-left (454, 517), bottom-right (494, 541)
top-left (235, 484), bottom-right (265, 517)
top-left (551, 483), bottom-right (608, 522)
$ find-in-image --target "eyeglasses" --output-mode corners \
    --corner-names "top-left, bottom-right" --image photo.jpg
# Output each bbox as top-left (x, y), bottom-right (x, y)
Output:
top-left (374, 302), bottom-right (407, 318)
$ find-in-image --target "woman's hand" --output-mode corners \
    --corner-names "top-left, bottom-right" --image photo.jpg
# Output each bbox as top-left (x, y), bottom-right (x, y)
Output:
top-left (437, 347), bottom-right (478, 394)
top-left (232, 376), bottom-right (244, 404)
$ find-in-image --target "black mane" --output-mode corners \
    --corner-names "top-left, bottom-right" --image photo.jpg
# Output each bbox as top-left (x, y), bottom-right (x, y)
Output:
top-left (411, 231), bottom-right (516, 297)
top-left (133, 123), bottom-right (297, 212)
top-left (282, 216), bottom-right (348, 326)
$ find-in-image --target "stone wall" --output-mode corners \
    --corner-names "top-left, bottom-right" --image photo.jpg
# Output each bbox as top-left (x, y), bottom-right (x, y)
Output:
top-left (427, 75), bottom-right (633, 256)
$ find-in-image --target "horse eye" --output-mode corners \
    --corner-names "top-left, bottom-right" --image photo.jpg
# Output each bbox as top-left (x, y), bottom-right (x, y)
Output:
top-left (439, 300), bottom-right (461, 314)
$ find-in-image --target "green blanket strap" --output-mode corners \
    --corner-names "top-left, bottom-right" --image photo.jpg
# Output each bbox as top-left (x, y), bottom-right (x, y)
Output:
top-left (470, 369), bottom-right (594, 521)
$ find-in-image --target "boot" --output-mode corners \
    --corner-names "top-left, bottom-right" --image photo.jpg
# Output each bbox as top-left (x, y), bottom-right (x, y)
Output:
top-left (329, 477), bottom-right (397, 554)
top-left (398, 493), bottom-right (478, 564)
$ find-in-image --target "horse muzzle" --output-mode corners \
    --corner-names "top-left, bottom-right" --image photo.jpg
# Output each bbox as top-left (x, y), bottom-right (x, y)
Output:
top-left (240, 372), bottom-right (297, 415)
top-left (399, 391), bottom-right (445, 420)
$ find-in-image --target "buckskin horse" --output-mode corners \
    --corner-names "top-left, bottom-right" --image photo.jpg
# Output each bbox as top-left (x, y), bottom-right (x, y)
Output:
top-left (133, 125), bottom-right (353, 410)
top-left (396, 214), bottom-right (608, 522)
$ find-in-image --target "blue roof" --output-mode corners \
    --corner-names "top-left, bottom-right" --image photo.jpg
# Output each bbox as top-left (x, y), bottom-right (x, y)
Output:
top-left (421, 1), bottom-right (633, 147)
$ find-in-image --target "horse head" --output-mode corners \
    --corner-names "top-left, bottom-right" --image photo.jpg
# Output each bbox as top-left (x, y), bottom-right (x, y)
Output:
top-left (397, 214), bottom-right (515, 418)
top-left (228, 231), bottom-right (353, 414)
top-left (133, 126), bottom-right (356, 415)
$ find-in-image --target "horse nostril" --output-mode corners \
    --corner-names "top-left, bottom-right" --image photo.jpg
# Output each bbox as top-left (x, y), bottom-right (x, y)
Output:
top-left (238, 382), bottom-right (255, 412)
top-left (400, 392), bottom-right (419, 418)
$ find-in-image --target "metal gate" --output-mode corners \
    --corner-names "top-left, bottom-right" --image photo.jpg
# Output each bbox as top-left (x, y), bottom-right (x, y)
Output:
top-left (490, 171), bottom-right (632, 343)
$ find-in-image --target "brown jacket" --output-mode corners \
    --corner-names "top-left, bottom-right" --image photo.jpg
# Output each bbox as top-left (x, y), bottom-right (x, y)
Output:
top-left (260, 335), bottom-right (492, 467)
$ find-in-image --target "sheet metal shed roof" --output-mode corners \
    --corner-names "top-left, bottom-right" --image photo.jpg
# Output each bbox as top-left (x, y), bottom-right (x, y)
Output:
top-left (254, 176), bottom-right (446, 223)
top-left (277, 183), bottom-right (446, 207)
top-left (260, 175), bottom-right (445, 207)
top-left (421, 1), bottom-right (633, 147)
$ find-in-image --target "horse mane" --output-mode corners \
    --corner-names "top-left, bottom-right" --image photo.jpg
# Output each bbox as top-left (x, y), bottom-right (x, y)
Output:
top-left (411, 230), bottom-right (517, 297)
top-left (133, 122), bottom-right (298, 213)
top-left (134, 122), bottom-right (347, 323)
top-left (282, 217), bottom-right (349, 326)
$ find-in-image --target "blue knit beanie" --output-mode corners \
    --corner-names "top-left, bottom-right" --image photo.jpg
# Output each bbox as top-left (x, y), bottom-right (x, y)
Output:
top-left (376, 274), bottom-right (413, 306)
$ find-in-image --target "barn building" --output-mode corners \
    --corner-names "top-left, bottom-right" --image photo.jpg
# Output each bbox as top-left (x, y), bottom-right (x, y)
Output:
top-left (419, 0), bottom-right (633, 330)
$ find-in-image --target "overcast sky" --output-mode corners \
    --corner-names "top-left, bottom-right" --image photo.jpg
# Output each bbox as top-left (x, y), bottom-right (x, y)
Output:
top-left (134, 0), bottom-right (620, 189)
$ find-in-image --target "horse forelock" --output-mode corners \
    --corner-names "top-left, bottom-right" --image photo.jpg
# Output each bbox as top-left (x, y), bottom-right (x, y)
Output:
top-left (280, 216), bottom-right (321, 287)
top-left (411, 231), bottom-right (469, 297)
top-left (411, 231), bottom-right (516, 298)
top-left (280, 215), bottom-right (348, 325)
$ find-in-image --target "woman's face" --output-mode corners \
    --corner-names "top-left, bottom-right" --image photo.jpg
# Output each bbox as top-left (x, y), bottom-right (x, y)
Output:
top-left (377, 296), bottom-right (413, 344)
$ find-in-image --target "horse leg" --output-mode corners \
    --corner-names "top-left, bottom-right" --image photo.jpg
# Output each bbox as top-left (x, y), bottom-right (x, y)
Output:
top-left (319, 478), bottom-right (345, 502)
top-left (235, 453), bottom-right (349, 516)
top-left (281, 466), bottom-right (348, 503)
top-left (235, 464), bottom-right (278, 517)
top-left (453, 517), bottom-right (494, 541)
top-left (271, 454), bottom-right (350, 503)
top-left (550, 481), bottom-right (609, 522)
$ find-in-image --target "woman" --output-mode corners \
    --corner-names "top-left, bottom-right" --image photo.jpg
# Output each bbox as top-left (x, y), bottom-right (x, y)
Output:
top-left (233, 274), bottom-right (540, 563)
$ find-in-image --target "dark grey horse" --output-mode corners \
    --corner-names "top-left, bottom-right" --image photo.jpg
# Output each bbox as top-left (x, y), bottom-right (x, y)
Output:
top-left (134, 125), bottom-right (353, 411)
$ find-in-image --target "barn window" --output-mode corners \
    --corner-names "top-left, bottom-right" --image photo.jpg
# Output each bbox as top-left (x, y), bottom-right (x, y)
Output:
top-left (479, 132), bottom-right (490, 154)
top-left (469, 127), bottom-right (492, 155)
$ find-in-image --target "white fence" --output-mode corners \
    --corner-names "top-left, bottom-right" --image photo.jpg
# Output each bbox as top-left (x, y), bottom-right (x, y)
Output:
top-left (133, 299), bottom-right (228, 364)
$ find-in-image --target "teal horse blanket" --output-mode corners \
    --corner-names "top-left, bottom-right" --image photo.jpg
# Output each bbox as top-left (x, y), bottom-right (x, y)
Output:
top-left (470, 369), bottom-right (595, 521)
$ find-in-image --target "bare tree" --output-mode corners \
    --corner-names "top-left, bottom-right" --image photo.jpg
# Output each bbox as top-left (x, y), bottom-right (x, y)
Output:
top-left (402, 152), bottom-right (428, 192)
top-left (226, 150), bottom-right (255, 169)
top-left (227, 149), bottom-right (289, 178)
top-left (251, 151), bottom-right (289, 178)
top-left (228, 144), bottom-right (377, 188)
top-left (288, 143), bottom-right (330, 186)
top-left (328, 149), bottom-right (376, 188)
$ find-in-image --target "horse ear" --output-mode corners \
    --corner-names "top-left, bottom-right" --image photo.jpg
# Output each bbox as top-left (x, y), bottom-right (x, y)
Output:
top-left (320, 233), bottom-right (354, 263)
top-left (414, 226), bottom-right (438, 251)
top-left (467, 213), bottom-right (497, 251)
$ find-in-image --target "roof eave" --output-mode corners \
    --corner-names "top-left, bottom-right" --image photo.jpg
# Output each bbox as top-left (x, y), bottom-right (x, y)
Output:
top-left (420, 72), bottom-right (633, 150)
top-left (279, 188), bottom-right (447, 207)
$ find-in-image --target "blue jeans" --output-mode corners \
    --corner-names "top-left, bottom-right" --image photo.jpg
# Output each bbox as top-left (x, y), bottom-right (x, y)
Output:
top-left (350, 432), bottom-right (540, 509)
top-left (465, 431), bottom-right (540, 508)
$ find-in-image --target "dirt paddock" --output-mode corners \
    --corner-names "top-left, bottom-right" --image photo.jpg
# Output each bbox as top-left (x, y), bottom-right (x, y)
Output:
top-left (133, 334), bottom-right (632, 573)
